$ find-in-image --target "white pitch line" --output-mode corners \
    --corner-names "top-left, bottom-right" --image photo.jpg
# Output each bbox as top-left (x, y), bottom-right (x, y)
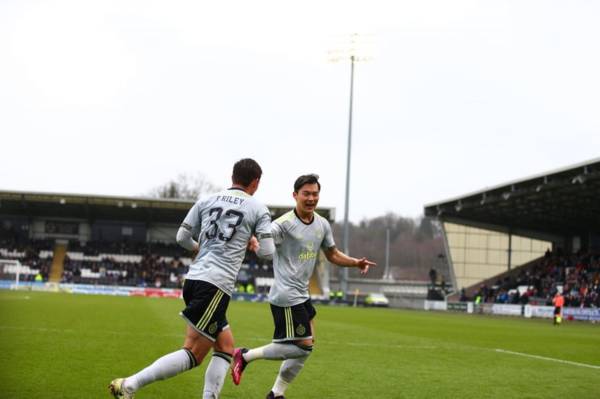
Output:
top-left (345, 342), bottom-right (438, 350)
top-left (0, 325), bottom-right (76, 334)
top-left (495, 349), bottom-right (600, 370)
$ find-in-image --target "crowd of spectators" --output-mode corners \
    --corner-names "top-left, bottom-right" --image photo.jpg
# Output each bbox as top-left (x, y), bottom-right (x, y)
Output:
top-left (1, 227), bottom-right (275, 288)
top-left (61, 252), bottom-right (189, 288)
top-left (60, 240), bottom-right (192, 288)
top-left (0, 228), bottom-right (53, 282)
top-left (61, 241), bottom-right (274, 289)
top-left (471, 250), bottom-right (600, 308)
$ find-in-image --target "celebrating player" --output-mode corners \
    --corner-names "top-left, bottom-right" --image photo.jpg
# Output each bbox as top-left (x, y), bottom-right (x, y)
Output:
top-left (109, 158), bottom-right (275, 399)
top-left (231, 173), bottom-right (376, 398)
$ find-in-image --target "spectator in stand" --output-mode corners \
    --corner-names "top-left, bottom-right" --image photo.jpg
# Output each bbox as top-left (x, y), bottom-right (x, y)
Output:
top-left (479, 250), bottom-right (599, 310)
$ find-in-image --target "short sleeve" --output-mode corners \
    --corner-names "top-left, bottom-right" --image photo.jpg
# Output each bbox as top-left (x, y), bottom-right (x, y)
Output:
top-left (181, 201), bottom-right (202, 237)
top-left (271, 220), bottom-right (285, 245)
top-left (321, 219), bottom-right (336, 250)
top-left (254, 205), bottom-right (273, 240)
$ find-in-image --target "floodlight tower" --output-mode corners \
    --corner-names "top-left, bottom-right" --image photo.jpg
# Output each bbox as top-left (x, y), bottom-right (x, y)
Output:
top-left (383, 228), bottom-right (391, 279)
top-left (329, 33), bottom-right (372, 297)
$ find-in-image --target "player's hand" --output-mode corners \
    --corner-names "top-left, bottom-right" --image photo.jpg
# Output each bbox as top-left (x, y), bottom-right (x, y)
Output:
top-left (247, 236), bottom-right (259, 252)
top-left (357, 257), bottom-right (376, 275)
top-left (191, 242), bottom-right (200, 259)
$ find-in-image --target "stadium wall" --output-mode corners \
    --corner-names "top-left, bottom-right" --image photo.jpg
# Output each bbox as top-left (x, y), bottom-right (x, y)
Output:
top-left (591, 233), bottom-right (600, 251)
top-left (17, 217), bottom-right (182, 244)
top-left (429, 300), bottom-right (600, 322)
top-left (30, 217), bottom-right (90, 241)
top-left (147, 224), bottom-right (179, 243)
top-left (330, 278), bottom-right (429, 309)
top-left (441, 221), bottom-right (551, 291)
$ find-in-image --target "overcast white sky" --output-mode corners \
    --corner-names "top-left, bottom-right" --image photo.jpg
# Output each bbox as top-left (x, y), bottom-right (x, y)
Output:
top-left (1, 1), bottom-right (599, 222)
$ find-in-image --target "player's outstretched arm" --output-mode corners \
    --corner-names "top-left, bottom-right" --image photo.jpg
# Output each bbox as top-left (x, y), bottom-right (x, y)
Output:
top-left (247, 235), bottom-right (275, 260)
top-left (323, 247), bottom-right (376, 275)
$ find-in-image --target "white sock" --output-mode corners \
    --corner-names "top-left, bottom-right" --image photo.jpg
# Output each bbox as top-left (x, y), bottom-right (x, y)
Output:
top-left (243, 346), bottom-right (265, 362)
top-left (203, 352), bottom-right (232, 399)
top-left (272, 356), bottom-right (308, 396)
top-left (124, 349), bottom-right (196, 392)
top-left (272, 375), bottom-right (290, 397)
top-left (244, 343), bottom-right (311, 362)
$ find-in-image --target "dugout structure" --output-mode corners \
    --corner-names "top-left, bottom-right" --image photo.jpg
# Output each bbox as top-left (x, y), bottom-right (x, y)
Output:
top-left (424, 158), bottom-right (600, 292)
top-left (0, 190), bottom-right (335, 296)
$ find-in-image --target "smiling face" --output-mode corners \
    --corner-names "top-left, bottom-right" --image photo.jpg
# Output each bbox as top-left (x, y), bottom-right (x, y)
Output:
top-left (293, 182), bottom-right (320, 215)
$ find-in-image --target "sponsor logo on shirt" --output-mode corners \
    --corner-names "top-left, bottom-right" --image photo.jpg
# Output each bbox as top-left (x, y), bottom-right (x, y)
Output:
top-left (299, 241), bottom-right (317, 261)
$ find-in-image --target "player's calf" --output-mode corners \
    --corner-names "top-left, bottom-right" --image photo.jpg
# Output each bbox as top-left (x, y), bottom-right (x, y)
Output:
top-left (232, 343), bottom-right (313, 386)
top-left (204, 351), bottom-right (233, 398)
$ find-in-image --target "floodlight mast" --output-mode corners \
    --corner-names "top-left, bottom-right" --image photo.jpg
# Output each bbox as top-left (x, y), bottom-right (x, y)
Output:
top-left (383, 228), bottom-right (391, 279)
top-left (329, 33), bottom-right (372, 298)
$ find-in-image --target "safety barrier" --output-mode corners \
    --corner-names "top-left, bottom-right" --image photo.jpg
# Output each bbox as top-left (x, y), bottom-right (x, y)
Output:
top-left (426, 300), bottom-right (600, 322)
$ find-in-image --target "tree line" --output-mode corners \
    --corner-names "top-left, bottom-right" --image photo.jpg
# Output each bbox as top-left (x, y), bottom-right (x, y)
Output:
top-left (331, 213), bottom-right (445, 281)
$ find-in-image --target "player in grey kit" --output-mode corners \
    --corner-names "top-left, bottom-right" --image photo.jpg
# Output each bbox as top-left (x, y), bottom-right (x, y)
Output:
top-left (231, 174), bottom-right (376, 398)
top-left (109, 158), bottom-right (275, 399)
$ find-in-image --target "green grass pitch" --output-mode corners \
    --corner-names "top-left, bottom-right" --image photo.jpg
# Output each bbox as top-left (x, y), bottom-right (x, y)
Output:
top-left (1, 290), bottom-right (599, 398)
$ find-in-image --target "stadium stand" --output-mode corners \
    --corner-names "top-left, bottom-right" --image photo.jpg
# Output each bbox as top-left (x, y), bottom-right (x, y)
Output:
top-left (0, 232), bottom-right (273, 289)
top-left (60, 241), bottom-right (275, 289)
top-left (59, 243), bottom-right (190, 288)
top-left (0, 230), bottom-right (53, 282)
top-left (425, 158), bottom-right (600, 302)
top-left (0, 191), bottom-right (320, 293)
top-left (469, 250), bottom-right (600, 308)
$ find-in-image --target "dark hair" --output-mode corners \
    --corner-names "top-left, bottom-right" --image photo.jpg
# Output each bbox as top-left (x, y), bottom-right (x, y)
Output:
top-left (294, 174), bottom-right (321, 192)
top-left (232, 158), bottom-right (262, 186)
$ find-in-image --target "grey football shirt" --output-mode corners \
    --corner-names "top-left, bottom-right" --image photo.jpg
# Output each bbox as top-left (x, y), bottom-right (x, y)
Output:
top-left (181, 188), bottom-right (271, 295)
top-left (268, 209), bottom-right (335, 307)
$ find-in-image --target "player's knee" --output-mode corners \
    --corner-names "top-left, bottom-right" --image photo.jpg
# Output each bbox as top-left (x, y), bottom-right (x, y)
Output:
top-left (213, 329), bottom-right (234, 354)
top-left (213, 341), bottom-right (234, 355)
top-left (183, 342), bottom-right (212, 367)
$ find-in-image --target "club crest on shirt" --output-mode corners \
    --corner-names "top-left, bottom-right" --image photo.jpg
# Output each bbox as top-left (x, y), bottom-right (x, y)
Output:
top-left (296, 324), bottom-right (306, 336)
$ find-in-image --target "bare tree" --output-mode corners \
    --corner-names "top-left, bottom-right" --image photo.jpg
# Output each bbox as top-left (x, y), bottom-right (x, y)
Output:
top-left (149, 173), bottom-right (221, 200)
